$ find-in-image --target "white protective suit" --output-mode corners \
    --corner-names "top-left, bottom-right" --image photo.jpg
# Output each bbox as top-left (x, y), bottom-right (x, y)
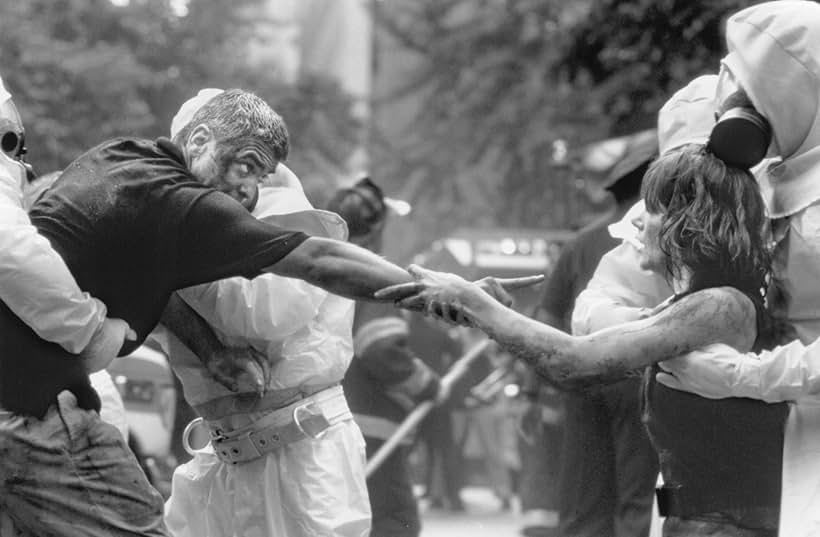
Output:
top-left (1, 74), bottom-right (123, 537)
top-left (0, 77), bottom-right (107, 353)
top-left (653, 3), bottom-right (820, 535)
top-left (578, 4), bottom-right (820, 535)
top-left (163, 184), bottom-right (371, 537)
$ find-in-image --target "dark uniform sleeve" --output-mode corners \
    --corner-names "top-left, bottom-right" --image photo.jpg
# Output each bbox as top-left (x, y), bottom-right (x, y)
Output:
top-left (536, 240), bottom-right (578, 332)
top-left (170, 190), bottom-right (310, 289)
top-left (354, 303), bottom-right (441, 409)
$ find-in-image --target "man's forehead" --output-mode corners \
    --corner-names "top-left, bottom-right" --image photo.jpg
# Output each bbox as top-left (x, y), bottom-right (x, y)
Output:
top-left (225, 138), bottom-right (279, 167)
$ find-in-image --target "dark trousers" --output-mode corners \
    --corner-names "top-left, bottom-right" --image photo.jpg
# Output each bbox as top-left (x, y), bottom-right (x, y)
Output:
top-left (366, 437), bottom-right (421, 537)
top-left (519, 405), bottom-right (563, 513)
top-left (558, 377), bottom-right (658, 537)
top-left (419, 404), bottom-right (463, 504)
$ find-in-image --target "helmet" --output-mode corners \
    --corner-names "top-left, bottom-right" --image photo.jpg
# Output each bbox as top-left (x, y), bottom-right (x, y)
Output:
top-left (326, 177), bottom-right (388, 238)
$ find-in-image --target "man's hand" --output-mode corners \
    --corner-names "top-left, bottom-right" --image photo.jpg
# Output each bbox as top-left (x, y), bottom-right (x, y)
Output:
top-left (203, 346), bottom-right (271, 396)
top-left (80, 317), bottom-right (137, 373)
top-left (375, 264), bottom-right (544, 325)
top-left (655, 343), bottom-right (750, 399)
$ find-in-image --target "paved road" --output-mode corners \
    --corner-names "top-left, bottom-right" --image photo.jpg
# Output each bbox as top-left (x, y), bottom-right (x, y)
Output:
top-left (420, 487), bottom-right (525, 537)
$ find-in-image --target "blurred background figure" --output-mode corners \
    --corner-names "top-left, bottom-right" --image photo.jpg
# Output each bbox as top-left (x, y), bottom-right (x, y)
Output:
top-left (330, 177), bottom-right (445, 537)
top-left (462, 343), bottom-right (523, 511)
top-left (516, 365), bottom-right (563, 537)
top-left (536, 131), bottom-right (660, 537)
top-left (408, 315), bottom-right (466, 512)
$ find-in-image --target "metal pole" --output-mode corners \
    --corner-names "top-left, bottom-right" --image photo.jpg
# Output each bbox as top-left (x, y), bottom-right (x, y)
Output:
top-left (365, 337), bottom-right (492, 478)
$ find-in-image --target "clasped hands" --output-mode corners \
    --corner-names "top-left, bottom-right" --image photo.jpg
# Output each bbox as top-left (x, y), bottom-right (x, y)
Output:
top-left (375, 264), bottom-right (544, 326)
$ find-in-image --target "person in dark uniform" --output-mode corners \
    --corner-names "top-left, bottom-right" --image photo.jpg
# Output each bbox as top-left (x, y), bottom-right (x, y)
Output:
top-left (329, 178), bottom-right (444, 537)
top-left (537, 133), bottom-right (661, 537)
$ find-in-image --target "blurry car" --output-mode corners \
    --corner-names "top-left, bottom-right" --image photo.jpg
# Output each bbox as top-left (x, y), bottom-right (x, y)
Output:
top-left (107, 338), bottom-right (177, 497)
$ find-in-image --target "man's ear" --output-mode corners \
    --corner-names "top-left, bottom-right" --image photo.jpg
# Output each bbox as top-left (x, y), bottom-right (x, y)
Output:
top-left (186, 124), bottom-right (214, 156)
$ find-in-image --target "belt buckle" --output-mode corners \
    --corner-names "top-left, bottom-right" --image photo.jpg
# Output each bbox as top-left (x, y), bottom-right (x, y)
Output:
top-left (213, 433), bottom-right (261, 464)
top-left (292, 402), bottom-right (329, 440)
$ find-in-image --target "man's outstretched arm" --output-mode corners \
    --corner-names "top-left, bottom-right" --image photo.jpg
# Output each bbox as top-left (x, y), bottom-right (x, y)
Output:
top-left (265, 236), bottom-right (541, 307)
top-left (266, 237), bottom-right (414, 301)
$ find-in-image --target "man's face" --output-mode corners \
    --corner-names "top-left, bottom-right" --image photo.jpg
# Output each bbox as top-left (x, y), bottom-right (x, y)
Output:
top-left (632, 209), bottom-right (665, 273)
top-left (187, 127), bottom-right (279, 211)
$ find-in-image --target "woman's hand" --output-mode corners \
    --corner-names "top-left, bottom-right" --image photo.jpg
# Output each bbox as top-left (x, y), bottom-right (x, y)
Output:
top-left (375, 264), bottom-right (544, 325)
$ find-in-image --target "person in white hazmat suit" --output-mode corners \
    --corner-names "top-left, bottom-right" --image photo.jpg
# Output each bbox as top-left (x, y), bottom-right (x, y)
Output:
top-left (0, 75), bottom-right (133, 534)
top-left (161, 89), bottom-right (370, 537)
top-left (577, 2), bottom-right (820, 536)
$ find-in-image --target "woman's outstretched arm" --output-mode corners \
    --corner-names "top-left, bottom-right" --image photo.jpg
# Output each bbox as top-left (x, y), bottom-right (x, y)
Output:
top-left (377, 266), bottom-right (756, 390)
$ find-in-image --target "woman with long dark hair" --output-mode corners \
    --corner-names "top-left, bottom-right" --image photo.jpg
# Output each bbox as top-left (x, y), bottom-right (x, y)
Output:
top-left (378, 145), bottom-right (787, 536)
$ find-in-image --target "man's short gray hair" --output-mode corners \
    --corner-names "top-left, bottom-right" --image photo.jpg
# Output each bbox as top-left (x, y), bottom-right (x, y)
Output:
top-left (172, 89), bottom-right (289, 161)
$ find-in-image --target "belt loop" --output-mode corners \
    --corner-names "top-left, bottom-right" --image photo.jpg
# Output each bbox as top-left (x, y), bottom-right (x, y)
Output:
top-left (182, 417), bottom-right (208, 456)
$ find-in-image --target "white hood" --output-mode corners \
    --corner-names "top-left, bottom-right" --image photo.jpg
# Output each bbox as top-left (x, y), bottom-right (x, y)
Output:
top-left (723, 1), bottom-right (820, 216)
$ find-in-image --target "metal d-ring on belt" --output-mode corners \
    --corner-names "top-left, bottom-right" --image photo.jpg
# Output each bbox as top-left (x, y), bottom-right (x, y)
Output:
top-left (182, 385), bottom-right (351, 464)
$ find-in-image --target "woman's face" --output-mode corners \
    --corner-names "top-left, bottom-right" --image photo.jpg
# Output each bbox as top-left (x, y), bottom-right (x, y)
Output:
top-left (632, 209), bottom-right (665, 272)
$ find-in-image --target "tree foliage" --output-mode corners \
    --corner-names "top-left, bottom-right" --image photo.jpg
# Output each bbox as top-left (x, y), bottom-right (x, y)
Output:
top-left (0, 0), bottom-right (360, 187)
top-left (371, 0), bottom-right (763, 249)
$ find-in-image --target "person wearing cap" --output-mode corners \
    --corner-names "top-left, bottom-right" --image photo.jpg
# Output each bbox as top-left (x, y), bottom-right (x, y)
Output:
top-left (330, 178), bottom-right (443, 537)
top-left (0, 87), bottom-right (537, 536)
top-left (531, 132), bottom-right (659, 537)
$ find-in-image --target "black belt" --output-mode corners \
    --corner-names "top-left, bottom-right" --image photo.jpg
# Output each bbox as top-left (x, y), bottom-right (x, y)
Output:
top-left (656, 486), bottom-right (779, 531)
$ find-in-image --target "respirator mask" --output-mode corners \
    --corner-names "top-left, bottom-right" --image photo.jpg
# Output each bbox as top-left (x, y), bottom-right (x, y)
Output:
top-left (0, 96), bottom-right (30, 189)
top-left (707, 68), bottom-right (772, 169)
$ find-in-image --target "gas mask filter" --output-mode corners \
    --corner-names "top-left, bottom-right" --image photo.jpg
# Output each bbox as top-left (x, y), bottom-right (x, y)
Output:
top-left (707, 68), bottom-right (772, 169)
top-left (0, 97), bottom-right (28, 189)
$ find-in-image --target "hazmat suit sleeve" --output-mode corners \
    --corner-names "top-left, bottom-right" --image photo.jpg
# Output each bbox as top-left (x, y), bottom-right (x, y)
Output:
top-left (657, 339), bottom-right (820, 403)
top-left (178, 274), bottom-right (327, 343)
top-left (0, 167), bottom-right (106, 353)
top-left (571, 241), bottom-right (672, 335)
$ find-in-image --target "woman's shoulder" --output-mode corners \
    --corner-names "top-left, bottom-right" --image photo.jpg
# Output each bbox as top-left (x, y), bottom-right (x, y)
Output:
top-left (674, 286), bottom-right (758, 351)
top-left (685, 286), bottom-right (758, 321)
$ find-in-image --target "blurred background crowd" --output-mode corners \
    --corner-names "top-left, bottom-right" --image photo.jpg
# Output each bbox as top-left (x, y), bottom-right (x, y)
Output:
top-left (0, 0), bottom-right (775, 535)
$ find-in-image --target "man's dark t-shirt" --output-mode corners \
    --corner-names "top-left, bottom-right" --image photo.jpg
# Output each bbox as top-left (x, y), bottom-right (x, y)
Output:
top-left (0, 137), bottom-right (309, 417)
